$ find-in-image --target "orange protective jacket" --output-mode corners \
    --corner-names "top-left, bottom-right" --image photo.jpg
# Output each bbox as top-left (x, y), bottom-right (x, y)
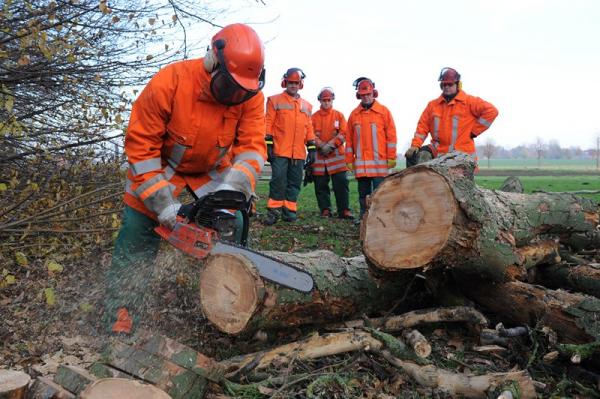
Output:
top-left (265, 92), bottom-right (315, 160)
top-left (411, 90), bottom-right (498, 156)
top-left (311, 108), bottom-right (348, 176)
top-left (345, 101), bottom-right (397, 178)
top-left (123, 58), bottom-right (266, 219)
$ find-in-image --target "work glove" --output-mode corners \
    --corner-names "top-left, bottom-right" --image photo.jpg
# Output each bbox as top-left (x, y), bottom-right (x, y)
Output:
top-left (346, 163), bottom-right (354, 171)
top-left (306, 140), bottom-right (317, 167)
top-left (405, 146), bottom-right (419, 158)
top-left (387, 159), bottom-right (397, 169)
top-left (157, 202), bottom-right (181, 230)
top-left (265, 135), bottom-right (274, 163)
top-left (303, 165), bottom-right (314, 186)
top-left (320, 143), bottom-right (335, 156)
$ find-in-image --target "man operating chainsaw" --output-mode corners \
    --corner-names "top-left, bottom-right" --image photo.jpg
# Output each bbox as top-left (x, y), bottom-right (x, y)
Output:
top-left (105, 23), bottom-right (267, 335)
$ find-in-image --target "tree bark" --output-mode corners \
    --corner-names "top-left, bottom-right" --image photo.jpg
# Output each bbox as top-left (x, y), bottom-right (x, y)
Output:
top-left (361, 153), bottom-right (599, 281)
top-left (535, 262), bottom-right (600, 298)
top-left (464, 280), bottom-right (600, 344)
top-left (199, 250), bottom-right (426, 335)
top-left (27, 377), bottom-right (76, 399)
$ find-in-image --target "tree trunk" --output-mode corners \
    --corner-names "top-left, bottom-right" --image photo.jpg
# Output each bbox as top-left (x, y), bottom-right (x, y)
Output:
top-left (361, 153), bottom-right (599, 281)
top-left (535, 262), bottom-right (600, 298)
top-left (199, 250), bottom-right (427, 335)
top-left (0, 370), bottom-right (30, 399)
top-left (464, 280), bottom-right (600, 344)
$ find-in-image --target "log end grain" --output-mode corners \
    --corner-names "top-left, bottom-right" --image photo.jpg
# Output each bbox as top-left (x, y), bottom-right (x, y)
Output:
top-left (79, 378), bottom-right (171, 399)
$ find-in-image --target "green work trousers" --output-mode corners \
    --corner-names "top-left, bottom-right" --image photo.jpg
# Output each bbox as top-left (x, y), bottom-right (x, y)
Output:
top-left (314, 171), bottom-right (349, 214)
top-left (268, 156), bottom-right (304, 220)
top-left (357, 177), bottom-right (384, 217)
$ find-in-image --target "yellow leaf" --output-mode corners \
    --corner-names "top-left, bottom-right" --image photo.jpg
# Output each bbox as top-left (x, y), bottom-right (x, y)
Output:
top-left (4, 96), bottom-right (13, 113)
top-left (44, 288), bottom-right (56, 306)
top-left (2, 269), bottom-right (8, 277)
top-left (47, 261), bottom-right (64, 273)
top-left (0, 183), bottom-right (7, 191)
top-left (5, 275), bottom-right (16, 285)
top-left (15, 252), bottom-right (28, 267)
top-left (79, 303), bottom-right (93, 312)
top-left (115, 114), bottom-right (123, 124)
top-left (67, 53), bottom-right (76, 63)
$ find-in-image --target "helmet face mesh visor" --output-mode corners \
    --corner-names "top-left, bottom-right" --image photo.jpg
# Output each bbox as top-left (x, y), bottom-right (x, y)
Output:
top-left (210, 41), bottom-right (264, 106)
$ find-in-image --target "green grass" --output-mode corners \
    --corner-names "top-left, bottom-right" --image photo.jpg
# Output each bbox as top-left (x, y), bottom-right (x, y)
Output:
top-left (478, 158), bottom-right (599, 170)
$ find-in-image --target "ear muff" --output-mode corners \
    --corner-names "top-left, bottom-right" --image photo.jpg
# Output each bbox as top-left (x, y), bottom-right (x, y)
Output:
top-left (281, 79), bottom-right (287, 89)
top-left (203, 46), bottom-right (218, 73)
top-left (373, 89), bottom-right (378, 98)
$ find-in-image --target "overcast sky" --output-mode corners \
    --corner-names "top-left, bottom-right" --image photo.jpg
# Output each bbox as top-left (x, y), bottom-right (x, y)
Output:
top-left (199, 0), bottom-right (600, 150)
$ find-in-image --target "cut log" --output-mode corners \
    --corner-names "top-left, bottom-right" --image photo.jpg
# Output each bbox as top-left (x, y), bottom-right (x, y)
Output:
top-left (362, 153), bottom-right (599, 280)
top-left (79, 378), bottom-right (171, 399)
top-left (402, 329), bottom-right (432, 358)
top-left (103, 340), bottom-right (208, 399)
top-left (0, 369), bottom-right (30, 399)
top-left (535, 262), bottom-right (600, 298)
top-left (53, 365), bottom-right (96, 395)
top-left (26, 377), bottom-right (75, 399)
top-left (199, 250), bottom-right (425, 335)
top-left (464, 280), bottom-right (600, 345)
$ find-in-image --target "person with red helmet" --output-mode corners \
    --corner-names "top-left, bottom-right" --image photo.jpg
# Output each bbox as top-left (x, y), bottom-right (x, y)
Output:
top-left (405, 67), bottom-right (498, 165)
top-left (263, 67), bottom-right (316, 225)
top-left (346, 77), bottom-right (397, 223)
top-left (105, 23), bottom-right (267, 334)
top-left (310, 87), bottom-right (353, 219)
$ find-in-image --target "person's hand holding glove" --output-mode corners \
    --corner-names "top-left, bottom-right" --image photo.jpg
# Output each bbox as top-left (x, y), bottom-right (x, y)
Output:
top-left (405, 146), bottom-right (419, 158)
top-left (265, 135), bottom-right (274, 163)
top-left (387, 159), bottom-right (397, 169)
top-left (320, 143), bottom-right (335, 156)
top-left (346, 163), bottom-right (354, 171)
top-left (306, 140), bottom-right (317, 167)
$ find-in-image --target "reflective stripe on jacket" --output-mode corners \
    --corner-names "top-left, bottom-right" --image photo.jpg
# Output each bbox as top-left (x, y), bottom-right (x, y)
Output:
top-left (311, 108), bottom-right (348, 176)
top-left (411, 90), bottom-right (498, 156)
top-left (345, 101), bottom-right (397, 178)
top-left (124, 58), bottom-right (266, 219)
top-left (265, 92), bottom-right (315, 160)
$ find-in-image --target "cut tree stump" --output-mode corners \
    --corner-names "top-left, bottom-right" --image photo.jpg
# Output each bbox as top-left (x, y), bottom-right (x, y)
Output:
top-left (464, 280), bottom-right (600, 344)
top-left (361, 153), bottom-right (599, 281)
top-left (0, 369), bottom-right (30, 399)
top-left (199, 250), bottom-right (426, 335)
top-left (79, 378), bottom-right (171, 399)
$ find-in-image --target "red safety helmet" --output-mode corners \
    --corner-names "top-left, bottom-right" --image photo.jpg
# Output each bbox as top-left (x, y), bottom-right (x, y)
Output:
top-left (208, 24), bottom-right (265, 106)
top-left (353, 77), bottom-right (378, 99)
top-left (317, 87), bottom-right (335, 101)
top-left (281, 67), bottom-right (305, 89)
top-left (438, 67), bottom-right (461, 83)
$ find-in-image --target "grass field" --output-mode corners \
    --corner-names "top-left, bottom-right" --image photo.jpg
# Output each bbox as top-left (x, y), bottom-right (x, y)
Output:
top-left (478, 158), bottom-right (599, 170)
top-left (250, 172), bottom-right (600, 257)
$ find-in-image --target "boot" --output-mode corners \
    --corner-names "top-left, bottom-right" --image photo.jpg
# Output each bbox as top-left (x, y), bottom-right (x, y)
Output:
top-left (339, 209), bottom-right (354, 220)
top-left (320, 208), bottom-right (332, 218)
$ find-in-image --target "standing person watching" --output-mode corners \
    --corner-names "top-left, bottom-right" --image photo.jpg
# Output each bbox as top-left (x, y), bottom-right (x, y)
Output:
top-left (405, 67), bottom-right (498, 165)
top-left (346, 77), bottom-right (397, 223)
top-left (105, 23), bottom-right (267, 335)
top-left (264, 68), bottom-right (316, 225)
top-left (310, 87), bottom-right (353, 220)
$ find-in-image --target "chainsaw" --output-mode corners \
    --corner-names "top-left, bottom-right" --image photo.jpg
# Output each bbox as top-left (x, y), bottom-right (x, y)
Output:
top-left (154, 190), bottom-right (314, 292)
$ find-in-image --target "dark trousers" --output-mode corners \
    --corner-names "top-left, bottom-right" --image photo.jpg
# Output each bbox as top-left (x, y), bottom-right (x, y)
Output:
top-left (268, 156), bottom-right (304, 220)
top-left (314, 171), bottom-right (349, 214)
top-left (357, 177), bottom-right (384, 217)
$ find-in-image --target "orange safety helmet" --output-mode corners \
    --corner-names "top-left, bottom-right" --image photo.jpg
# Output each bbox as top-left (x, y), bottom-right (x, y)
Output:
top-left (317, 87), bottom-right (335, 101)
top-left (353, 77), bottom-right (378, 99)
top-left (281, 67), bottom-right (305, 89)
top-left (207, 23), bottom-right (266, 105)
top-left (438, 67), bottom-right (462, 90)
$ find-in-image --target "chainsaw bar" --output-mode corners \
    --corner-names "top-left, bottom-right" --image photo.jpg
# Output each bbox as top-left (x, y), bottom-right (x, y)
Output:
top-left (211, 241), bottom-right (314, 293)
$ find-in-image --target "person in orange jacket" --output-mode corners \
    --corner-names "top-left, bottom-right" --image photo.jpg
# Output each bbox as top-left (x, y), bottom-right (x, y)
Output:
top-left (405, 67), bottom-right (498, 165)
top-left (346, 77), bottom-right (397, 222)
top-left (264, 68), bottom-right (316, 225)
top-left (310, 87), bottom-right (353, 219)
top-left (105, 23), bottom-right (267, 334)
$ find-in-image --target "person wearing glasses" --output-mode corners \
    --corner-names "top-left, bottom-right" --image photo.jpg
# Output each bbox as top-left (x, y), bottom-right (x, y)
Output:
top-left (405, 67), bottom-right (498, 165)
top-left (264, 68), bottom-right (316, 225)
top-left (106, 23), bottom-right (267, 335)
